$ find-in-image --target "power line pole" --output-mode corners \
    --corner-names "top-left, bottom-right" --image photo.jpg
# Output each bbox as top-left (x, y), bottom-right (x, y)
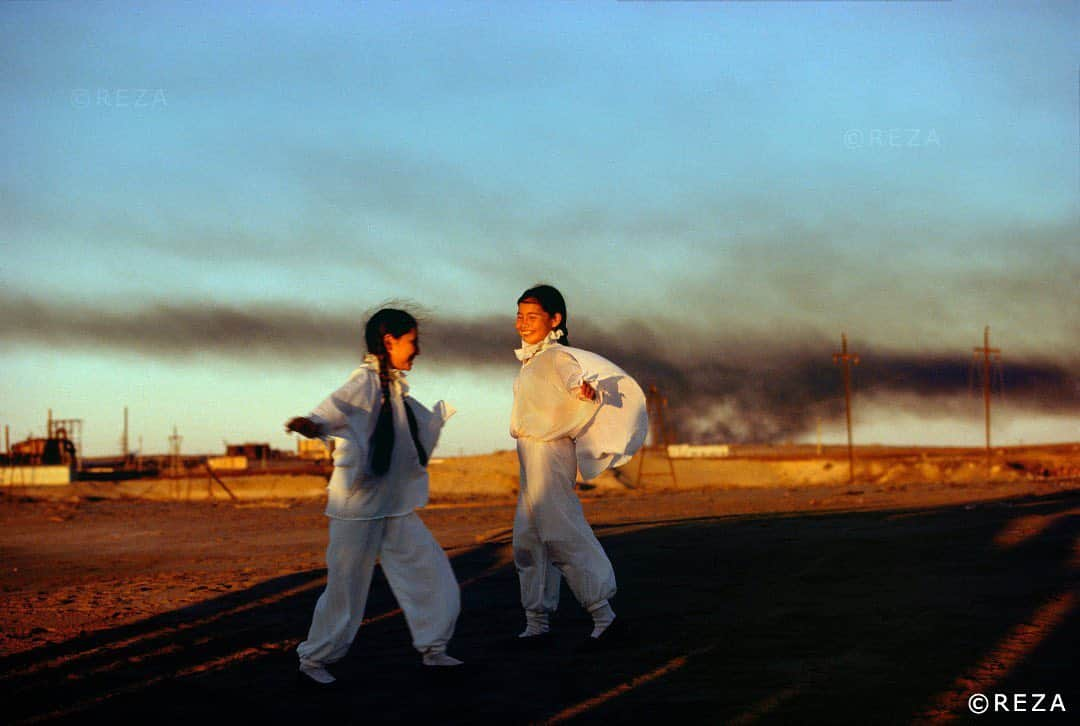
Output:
top-left (832, 333), bottom-right (860, 484)
top-left (635, 385), bottom-right (678, 488)
top-left (122, 406), bottom-right (129, 461)
top-left (168, 425), bottom-right (183, 478)
top-left (973, 326), bottom-right (1001, 473)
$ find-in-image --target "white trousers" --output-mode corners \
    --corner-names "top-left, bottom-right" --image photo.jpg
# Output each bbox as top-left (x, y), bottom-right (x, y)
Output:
top-left (513, 437), bottom-right (616, 616)
top-left (297, 512), bottom-right (460, 666)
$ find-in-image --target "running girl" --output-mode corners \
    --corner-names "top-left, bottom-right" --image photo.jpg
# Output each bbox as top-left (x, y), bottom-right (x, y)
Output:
top-left (510, 285), bottom-right (647, 649)
top-left (286, 308), bottom-right (462, 686)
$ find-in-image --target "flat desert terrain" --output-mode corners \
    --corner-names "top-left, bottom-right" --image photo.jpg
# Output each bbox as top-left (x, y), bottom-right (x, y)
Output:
top-left (2, 445), bottom-right (1077, 724)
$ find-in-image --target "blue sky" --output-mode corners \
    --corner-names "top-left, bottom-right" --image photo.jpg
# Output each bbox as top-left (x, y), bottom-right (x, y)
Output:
top-left (2, 1), bottom-right (1077, 457)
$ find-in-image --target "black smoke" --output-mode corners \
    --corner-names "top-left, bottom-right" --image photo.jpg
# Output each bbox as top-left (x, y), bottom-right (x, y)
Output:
top-left (3, 294), bottom-right (1076, 443)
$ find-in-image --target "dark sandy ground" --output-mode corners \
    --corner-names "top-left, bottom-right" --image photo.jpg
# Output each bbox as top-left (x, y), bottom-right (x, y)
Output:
top-left (2, 475), bottom-right (1077, 724)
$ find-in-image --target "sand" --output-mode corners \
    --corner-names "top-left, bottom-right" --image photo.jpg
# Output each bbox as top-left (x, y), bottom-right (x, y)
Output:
top-left (11, 444), bottom-right (1077, 503)
top-left (1, 444), bottom-right (1077, 723)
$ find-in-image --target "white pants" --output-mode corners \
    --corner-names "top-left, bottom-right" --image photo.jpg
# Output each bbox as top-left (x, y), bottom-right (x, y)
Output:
top-left (297, 512), bottom-right (460, 666)
top-left (513, 437), bottom-right (616, 616)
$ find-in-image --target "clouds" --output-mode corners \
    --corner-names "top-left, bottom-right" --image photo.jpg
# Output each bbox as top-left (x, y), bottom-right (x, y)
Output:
top-left (5, 2), bottom-right (1078, 333)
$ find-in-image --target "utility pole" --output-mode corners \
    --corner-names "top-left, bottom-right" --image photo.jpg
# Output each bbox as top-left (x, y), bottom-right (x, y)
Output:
top-left (168, 425), bottom-right (183, 478)
top-left (832, 333), bottom-right (860, 484)
top-left (635, 385), bottom-right (679, 488)
top-left (973, 326), bottom-right (1001, 473)
top-left (122, 406), bottom-right (129, 461)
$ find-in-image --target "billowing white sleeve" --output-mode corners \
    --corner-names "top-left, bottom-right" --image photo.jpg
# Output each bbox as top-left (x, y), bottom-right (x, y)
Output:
top-left (553, 349), bottom-right (602, 403)
top-left (308, 373), bottom-right (378, 438)
top-left (407, 398), bottom-right (456, 457)
top-left (555, 346), bottom-right (648, 480)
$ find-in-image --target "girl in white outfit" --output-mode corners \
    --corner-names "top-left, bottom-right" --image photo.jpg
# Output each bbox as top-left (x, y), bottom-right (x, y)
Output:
top-left (511, 285), bottom-right (647, 648)
top-left (286, 308), bottom-right (462, 686)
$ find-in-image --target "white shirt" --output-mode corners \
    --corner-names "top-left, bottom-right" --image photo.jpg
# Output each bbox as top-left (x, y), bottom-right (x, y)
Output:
top-left (308, 359), bottom-right (454, 520)
top-left (511, 334), bottom-right (649, 481)
top-left (511, 346), bottom-right (598, 441)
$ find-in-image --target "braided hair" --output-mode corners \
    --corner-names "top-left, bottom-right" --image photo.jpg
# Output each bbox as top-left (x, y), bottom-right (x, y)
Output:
top-left (364, 308), bottom-right (429, 476)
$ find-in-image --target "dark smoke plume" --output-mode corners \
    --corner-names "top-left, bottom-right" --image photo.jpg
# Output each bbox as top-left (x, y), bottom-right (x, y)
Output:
top-left (3, 294), bottom-right (1076, 443)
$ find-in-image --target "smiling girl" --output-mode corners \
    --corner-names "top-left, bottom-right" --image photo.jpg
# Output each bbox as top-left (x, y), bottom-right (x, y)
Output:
top-left (510, 285), bottom-right (647, 650)
top-left (286, 308), bottom-right (462, 685)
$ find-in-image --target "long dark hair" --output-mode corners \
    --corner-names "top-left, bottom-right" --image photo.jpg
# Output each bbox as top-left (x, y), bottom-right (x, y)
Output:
top-left (517, 284), bottom-right (570, 346)
top-left (364, 308), bottom-right (429, 476)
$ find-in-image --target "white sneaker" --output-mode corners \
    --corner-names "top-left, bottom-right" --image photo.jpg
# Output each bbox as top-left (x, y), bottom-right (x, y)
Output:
top-left (422, 652), bottom-right (464, 667)
top-left (299, 662), bottom-right (336, 684)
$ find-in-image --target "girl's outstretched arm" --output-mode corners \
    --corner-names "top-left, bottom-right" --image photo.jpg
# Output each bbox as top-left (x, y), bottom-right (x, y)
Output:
top-left (285, 416), bottom-right (321, 438)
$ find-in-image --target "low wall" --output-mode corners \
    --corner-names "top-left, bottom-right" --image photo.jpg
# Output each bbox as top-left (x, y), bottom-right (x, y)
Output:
top-left (668, 444), bottom-right (731, 458)
top-left (207, 456), bottom-right (248, 471)
top-left (2, 449), bottom-right (1048, 501)
top-left (2, 466), bottom-right (72, 486)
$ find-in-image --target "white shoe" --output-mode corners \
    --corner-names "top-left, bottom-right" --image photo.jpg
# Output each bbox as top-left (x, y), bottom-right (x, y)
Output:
top-left (422, 652), bottom-right (464, 667)
top-left (299, 662), bottom-right (336, 684)
top-left (518, 625), bottom-right (551, 638)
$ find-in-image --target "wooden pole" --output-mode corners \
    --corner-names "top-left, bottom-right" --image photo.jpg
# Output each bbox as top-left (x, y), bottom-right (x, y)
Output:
top-left (983, 328), bottom-right (990, 461)
top-left (205, 462), bottom-right (239, 501)
top-left (636, 385), bottom-right (679, 488)
top-left (168, 425), bottom-right (182, 478)
top-left (973, 326), bottom-right (1001, 474)
top-left (832, 333), bottom-right (860, 484)
top-left (635, 426), bottom-right (646, 485)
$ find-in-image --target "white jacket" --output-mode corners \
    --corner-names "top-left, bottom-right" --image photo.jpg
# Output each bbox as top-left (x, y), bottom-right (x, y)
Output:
top-left (309, 357), bottom-right (454, 519)
top-left (512, 336), bottom-right (648, 481)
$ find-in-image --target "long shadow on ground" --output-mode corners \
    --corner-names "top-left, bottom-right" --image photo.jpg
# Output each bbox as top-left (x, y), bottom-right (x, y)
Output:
top-left (2, 490), bottom-right (1077, 724)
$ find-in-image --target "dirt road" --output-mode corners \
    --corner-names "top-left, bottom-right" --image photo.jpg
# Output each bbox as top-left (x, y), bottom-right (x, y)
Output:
top-left (2, 476), bottom-right (1077, 723)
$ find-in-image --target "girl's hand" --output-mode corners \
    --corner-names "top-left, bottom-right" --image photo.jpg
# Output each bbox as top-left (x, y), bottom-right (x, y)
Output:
top-left (578, 381), bottom-right (598, 402)
top-left (285, 416), bottom-right (320, 438)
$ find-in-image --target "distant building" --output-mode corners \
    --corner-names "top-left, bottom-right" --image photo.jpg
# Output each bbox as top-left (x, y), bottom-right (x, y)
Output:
top-left (225, 442), bottom-right (272, 460)
top-left (297, 438), bottom-right (331, 461)
top-left (11, 437), bottom-right (77, 466)
top-left (4, 433), bottom-right (78, 485)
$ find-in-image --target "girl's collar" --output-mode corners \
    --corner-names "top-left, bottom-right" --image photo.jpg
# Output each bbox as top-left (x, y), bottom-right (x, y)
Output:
top-left (515, 329), bottom-right (564, 363)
